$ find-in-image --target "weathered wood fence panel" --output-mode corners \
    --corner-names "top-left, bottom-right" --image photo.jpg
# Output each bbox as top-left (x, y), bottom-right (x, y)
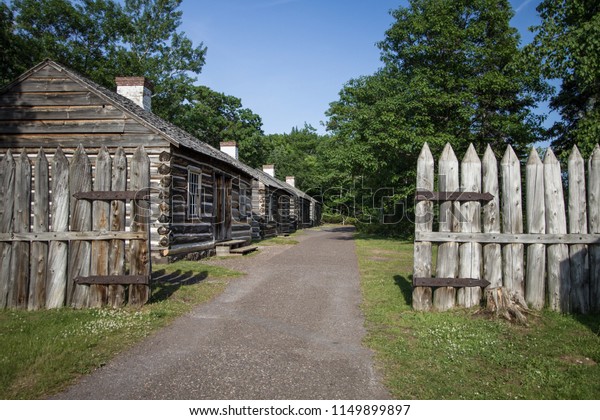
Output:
top-left (0, 145), bottom-right (151, 310)
top-left (413, 142), bottom-right (600, 314)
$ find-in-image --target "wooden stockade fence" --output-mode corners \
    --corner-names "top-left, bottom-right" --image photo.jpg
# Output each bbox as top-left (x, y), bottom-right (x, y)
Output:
top-left (413, 142), bottom-right (600, 314)
top-left (0, 145), bottom-right (151, 310)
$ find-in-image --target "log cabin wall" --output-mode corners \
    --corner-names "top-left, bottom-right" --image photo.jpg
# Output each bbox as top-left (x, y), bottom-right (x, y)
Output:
top-left (0, 60), bottom-right (253, 262)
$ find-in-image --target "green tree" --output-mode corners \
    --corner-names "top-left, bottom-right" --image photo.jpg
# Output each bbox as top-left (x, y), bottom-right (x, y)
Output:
top-left (171, 85), bottom-right (265, 164)
top-left (326, 0), bottom-right (547, 232)
top-left (9, 0), bottom-right (129, 87)
top-left (0, 2), bottom-right (32, 85)
top-left (526, 0), bottom-right (600, 159)
top-left (9, 0), bottom-right (206, 120)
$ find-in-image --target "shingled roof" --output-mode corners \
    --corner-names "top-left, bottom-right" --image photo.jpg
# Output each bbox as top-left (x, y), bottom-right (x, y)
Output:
top-left (1, 59), bottom-right (317, 202)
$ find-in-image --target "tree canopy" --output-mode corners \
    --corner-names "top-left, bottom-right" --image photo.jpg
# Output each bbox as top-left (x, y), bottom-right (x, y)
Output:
top-left (526, 0), bottom-right (600, 159)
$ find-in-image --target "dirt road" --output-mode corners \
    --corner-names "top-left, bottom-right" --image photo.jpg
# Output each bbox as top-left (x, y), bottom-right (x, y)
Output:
top-left (55, 226), bottom-right (389, 399)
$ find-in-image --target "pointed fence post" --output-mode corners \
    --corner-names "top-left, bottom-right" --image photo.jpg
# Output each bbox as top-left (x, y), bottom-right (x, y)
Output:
top-left (89, 146), bottom-right (111, 308)
top-left (482, 145), bottom-right (502, 292)
top-left (413, 143), bottom-right (434, 311)
top-left (525, 148), bottom-right (546, 309)
top-left (434, 143), bottom-right (459, 310)
top-left (128, 146), bottom-right (151, 306)
top-left (588, 145), bottom-right (600, 313)
top-left (28, 149), bottom-right (49, 310)
top-left (0, 151), bottom-right (15, 309)
top-left (9, 150), bottom-right (31, 309)
top-left (68, 145), bottom-right (92, 308)
top-left (544, 148), bottom-right (570, 313)
top-left (568, 146), bottom-right (589, 313)
top-left (457, 144), bottom-right (482, 307)
top-left (108, 147), bottom-right (127, 308)
top-left (501, 146), bottom-right (524, 300)
top-left (46, 147), bottom-right (69, 309)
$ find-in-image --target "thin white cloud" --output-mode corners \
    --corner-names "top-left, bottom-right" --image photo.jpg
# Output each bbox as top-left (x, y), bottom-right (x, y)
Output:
top-left (259, 0), bottom-right (299, 8)
top-left (515, 0), bottom-right (534, 13)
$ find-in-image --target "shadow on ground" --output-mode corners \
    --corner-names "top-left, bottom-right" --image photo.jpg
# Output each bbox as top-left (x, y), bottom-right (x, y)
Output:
top-left (394, 274), bottom-right (413, 306)
top-left (149, 269), bottom-right (209, 303)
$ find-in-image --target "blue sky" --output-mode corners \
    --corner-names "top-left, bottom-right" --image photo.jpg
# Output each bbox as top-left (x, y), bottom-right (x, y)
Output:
top-left (179, 0), bottom-right (549, 135)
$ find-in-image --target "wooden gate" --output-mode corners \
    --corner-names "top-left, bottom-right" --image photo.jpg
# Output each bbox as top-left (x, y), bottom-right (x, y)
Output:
top-left (413, 142), bottom-right (600, 314)
top-left (0, 145), bottom-right (151, 310)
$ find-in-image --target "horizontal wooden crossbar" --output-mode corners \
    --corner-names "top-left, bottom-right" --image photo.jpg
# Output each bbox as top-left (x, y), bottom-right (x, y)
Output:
top-left (73, 191), bottom-right (149, 200)
top-left (413, 277), bottom-right (491, 288)
top-left (74, 275), bottom-right (150, 285)
top-left (415, 231), bottom-right (600, 245)
top-left (415, 190), bottom-right (494, 202)
top-left (0, 231), bottom-right (147, 241)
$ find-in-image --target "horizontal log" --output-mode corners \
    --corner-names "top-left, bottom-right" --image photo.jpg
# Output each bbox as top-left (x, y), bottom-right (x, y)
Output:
top-left (0, 105), bottom-right (126, 121)
top-left (0, 231), bottom-right (147, 241)
top-left (0, 92), bottom-right (107, 106)
top-left (0, 134), bottom-right (169, 148)
top-left (160, 241), bottom-right (215, 256)
top-left (413, 277), bottom-right (491, 288)
top-left (0, 119), bottom-right (126, 134)
top-left (415, 190), bottom-right (494, 202)
top-left (416, 231), bottom-right (600, 245)
top-left (8, 78), bottom-right (84, 93)
top-left (73, 191), bottom-right (149, 200)
top-left (74, 275), bottom-right (149, 285)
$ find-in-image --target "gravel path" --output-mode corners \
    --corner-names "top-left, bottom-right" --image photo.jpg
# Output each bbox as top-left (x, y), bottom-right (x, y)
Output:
top-left (55, 226), bottom-right (389, 399)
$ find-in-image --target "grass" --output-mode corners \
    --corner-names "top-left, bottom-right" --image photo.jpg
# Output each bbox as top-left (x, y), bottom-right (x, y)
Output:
top-left (355, 233), bottom-right (600, 399)
top-left (253, 230), bottom-right (303, 246)
top-left (0, 261), bottom-right (243, 400)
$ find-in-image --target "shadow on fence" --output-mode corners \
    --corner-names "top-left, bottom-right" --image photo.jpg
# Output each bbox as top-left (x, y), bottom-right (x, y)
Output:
top-left (149, 269), bottom-right (209, 303)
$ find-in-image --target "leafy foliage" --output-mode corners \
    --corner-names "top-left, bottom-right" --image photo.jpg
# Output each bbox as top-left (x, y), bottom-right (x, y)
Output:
top-left (325, 0), bottom-right (548, 233)
top-left (526, 0), bottom-right (600, 159)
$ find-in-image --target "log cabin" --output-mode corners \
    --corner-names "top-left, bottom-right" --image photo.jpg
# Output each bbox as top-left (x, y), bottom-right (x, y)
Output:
top-left (0, 59), bottom-right (258, 261)
top-left (0, 59), bottom-right (321, 263)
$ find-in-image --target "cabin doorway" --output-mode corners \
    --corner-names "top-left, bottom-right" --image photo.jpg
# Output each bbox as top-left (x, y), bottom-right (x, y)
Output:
top-left (214, 173), bottom-right (232, 241)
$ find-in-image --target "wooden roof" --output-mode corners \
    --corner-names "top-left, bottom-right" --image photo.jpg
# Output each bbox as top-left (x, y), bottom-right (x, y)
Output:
top-left (0, 59), bottom-right (316, 201)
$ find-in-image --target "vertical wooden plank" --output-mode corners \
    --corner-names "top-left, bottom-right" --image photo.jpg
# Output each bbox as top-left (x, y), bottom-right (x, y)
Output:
top-left (8, 150), bottom-right (31, 309)
top-left (501, 146), bottom-right (524, 299)
top-left (568, 146), bottom-right (589, 313)
top-left (434, 143), bottom-right (459, 310)
top-left (108, 147), bottom-right (127, 308)
top-left (544, 148), bottom-right (570, 313)
top-left (482, 146), bottom-right (502, 292)
top-left (68, 145), bottom-right (92, 308)
top-left (589, 145), bottom-right (600, 313)
top-left (46, 147), bottom-right (69, 309)
top-left (129, 146), bottom-right (151, 306)
top-left (28, 149), bottom-right (49, 310)
top-left (89, 146), bottom-right (111, 308)
top-left (525, 148), bottom-right (546, 309)
top-left (457, 144), bottom-right (482, 307)
top-left (0, 151), bottom-right (15, 309)
top-left (413, 143), bottom-right (434, 311)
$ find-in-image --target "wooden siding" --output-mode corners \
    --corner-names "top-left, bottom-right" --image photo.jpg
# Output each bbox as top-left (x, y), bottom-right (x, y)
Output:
top-left (0, 62), bottom-right (253, 260)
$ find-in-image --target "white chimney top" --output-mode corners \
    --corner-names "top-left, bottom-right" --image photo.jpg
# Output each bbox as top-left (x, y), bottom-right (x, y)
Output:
top-left (220, 141), bottom-right (238, 160)
top-left (286, 176), bottom-right (295, 188)
top-left (262, 164), bottom-right (275, 177)
top-left (116, 77), bottom-right (153, 112)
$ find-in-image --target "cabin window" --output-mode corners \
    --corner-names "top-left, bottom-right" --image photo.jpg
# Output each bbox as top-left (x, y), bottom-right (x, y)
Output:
top-left (239, 184), bottom-right (249, 222)
top-left (187, 168), bottom-right (202, 220)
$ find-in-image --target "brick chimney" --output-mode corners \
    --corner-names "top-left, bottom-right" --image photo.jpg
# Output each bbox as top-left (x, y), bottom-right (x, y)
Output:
top-left (115, 77), bottom-right (153, 112)
top-left (262, 164), bottom-right (275, 177)
top-left (220, 141), bottom-right (239, 160)
top-left (286, 176), bottom-right (295, 188)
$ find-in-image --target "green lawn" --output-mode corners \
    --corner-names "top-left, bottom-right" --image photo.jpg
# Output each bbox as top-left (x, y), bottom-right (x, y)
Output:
top-left (355, 234), bottom-right (600, 399)
top-left (0, 261), bottom-right (242, 399)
